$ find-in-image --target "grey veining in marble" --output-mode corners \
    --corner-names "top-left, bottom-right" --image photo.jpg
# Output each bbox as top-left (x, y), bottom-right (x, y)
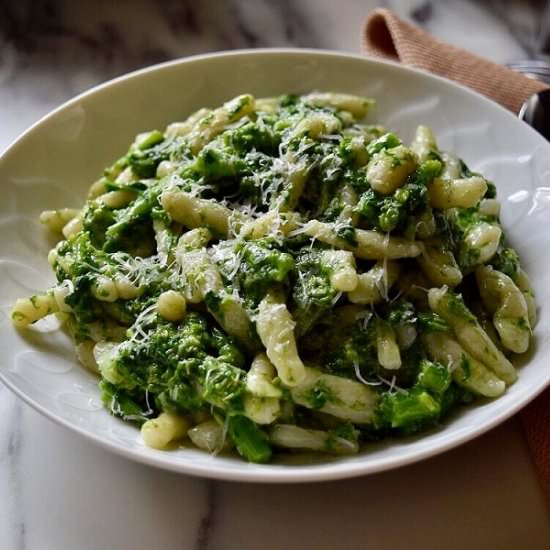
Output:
top-left (0, 0), bottom-right (546, 154)
top-left (1, 1), bottom-right (550, 549)
top-left (0, 395), bottom-right (25, 550)
top-left (196, 482), bottom-right (219, 550)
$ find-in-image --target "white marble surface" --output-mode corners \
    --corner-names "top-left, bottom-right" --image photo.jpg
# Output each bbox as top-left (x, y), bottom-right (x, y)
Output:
top-left (1, 1), bottom-right (549, 548)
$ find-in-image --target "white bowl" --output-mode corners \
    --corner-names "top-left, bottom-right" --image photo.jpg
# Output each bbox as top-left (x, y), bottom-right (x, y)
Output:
top-left (1, 49), bottom-right (549, 482)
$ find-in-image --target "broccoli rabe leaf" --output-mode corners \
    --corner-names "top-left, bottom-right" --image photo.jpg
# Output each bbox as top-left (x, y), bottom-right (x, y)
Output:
top-left (366, 132), bottom-right (401, 156)
top-left (103, 181), bottom-right (163, 251)
top-left (99, 380), bottom-right (154, 426)
top-left (417, 312), bottom-right (450, 333)
top-left (227, 415), bottom-right (272, 464)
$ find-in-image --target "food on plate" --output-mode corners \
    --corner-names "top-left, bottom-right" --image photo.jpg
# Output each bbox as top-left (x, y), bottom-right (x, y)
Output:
top-left (12, 92), bottom-right (536, 463)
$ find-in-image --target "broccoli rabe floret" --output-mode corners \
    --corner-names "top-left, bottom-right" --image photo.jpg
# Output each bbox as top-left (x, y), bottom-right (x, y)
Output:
top-left (233, 239), bottom-right (295, 305)
top-left (411, 159), bottom-right (443, 187)
top-left (356, 160), bottom-right (438, 232)
top-left (376, 360), bottom-right (451, 433)
top-left (201, 357), bottom-right (247, 410)
top-left (98, 313), bottom-right (247, 418)
top-left (213, 238), bottom-right (294, 306)
top-left (491, 246), bottom-right (520, 279)
top-left (293, 249), bottom-right (337, 309)
top-left (194, 145), bottom-right (247, 179)
top-left (223, 118), bottom-right (280, 155)
top-left (378, 388), bottom-right (440, 432)
top-left (417, 359), bottom-right (451, 395)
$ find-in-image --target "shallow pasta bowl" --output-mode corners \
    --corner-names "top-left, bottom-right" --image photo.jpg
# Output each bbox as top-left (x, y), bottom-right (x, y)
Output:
top-left (1, 49), bottom-right (550, 482)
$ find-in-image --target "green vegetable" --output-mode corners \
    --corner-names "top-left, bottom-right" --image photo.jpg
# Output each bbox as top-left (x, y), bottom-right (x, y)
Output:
top-left (376, 359), bottom-right (452, 433)
top-left (417, 360), bottom-right (451, 395)
top-left (356, 160), bottom-right (437, 232)
top-left (104, 182), bottom-right (163, 251)
top-left (378, 388), bottom-right (441, 431)
top-left (233, 239), bottom-right (295, 306)
top-left (195, 145), bottom-right (247, 178)
top-left (227, 415), bottom-right (272, 463)
top-left (366, 132), bottom-right (401, 155)
top-left (99, 380), bottom-right (152, 425)
top-left (417, 312), bottom-right (450, 333)
top-left (492, 246), bottom-right (520, 279)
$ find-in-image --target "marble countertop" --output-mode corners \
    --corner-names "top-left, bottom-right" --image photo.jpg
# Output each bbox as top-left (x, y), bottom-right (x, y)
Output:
top-left (1, 1), bottom-right (549, 548)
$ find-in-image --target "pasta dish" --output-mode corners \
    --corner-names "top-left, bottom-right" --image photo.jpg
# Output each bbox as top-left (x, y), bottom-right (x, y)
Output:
top-left (11, 93), bottom-right (536, 463)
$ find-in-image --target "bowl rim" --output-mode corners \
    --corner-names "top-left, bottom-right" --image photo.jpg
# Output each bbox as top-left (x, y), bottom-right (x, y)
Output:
top-left (1, 47), bottom-right (548, 483)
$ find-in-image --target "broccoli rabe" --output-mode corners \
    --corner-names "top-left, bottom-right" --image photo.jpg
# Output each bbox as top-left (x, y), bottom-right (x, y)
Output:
top-left (233, 239), bottom-right (294, 306)
top-left (299, 306), bottom-right (377, 379)
top-left (227, 415), bottom-right (272, 463)
top-left (376, 360), bottom-right (452, 433)
top-left (365, 132), bottom-right (401, 156)
top-left (103, 181), bottom-right (163, 251)
top-left (98, 312), bottom-right (247, 416)
top-left (417, 312), bottom-right (450, 333)
top-left (293, 250), bottom-right (337, 309)
top-left (194, 144), bottom-right (247, 179)
top-left (443, 205), bottom-right (503, 271)
top-left (387, 301), bottom-right (417, 350)
top-left (82, 201), bottom-right (116, 248)
top-left (223, 118), bottom-right (280, 155)
top-left (291, 248), bottom-right (347, 336)
top-left (126, 132), bottom-right (187, 179)
top-left (99, 380), bottom-right (153, 425)
top-left (491, 246), bottom-right (520, 279)
top-left (356, 160), bottom-right (439, 232)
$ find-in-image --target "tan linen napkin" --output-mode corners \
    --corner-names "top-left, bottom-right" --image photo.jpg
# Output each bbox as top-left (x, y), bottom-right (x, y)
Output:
top-left (363, 8), bottom-right (546, 113)
top-left (363, 8), bottom-right (550, 504)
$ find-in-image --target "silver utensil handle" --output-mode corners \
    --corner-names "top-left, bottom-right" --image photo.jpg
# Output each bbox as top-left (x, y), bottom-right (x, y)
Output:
top-left (538, 1), bottom-right (550, 54)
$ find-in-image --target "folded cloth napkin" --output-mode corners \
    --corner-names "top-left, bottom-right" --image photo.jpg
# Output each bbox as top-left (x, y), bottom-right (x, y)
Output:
top-left (363, 8), bottom-right (550, 504)
top-left (363, 8), bottom-right (546, 113)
